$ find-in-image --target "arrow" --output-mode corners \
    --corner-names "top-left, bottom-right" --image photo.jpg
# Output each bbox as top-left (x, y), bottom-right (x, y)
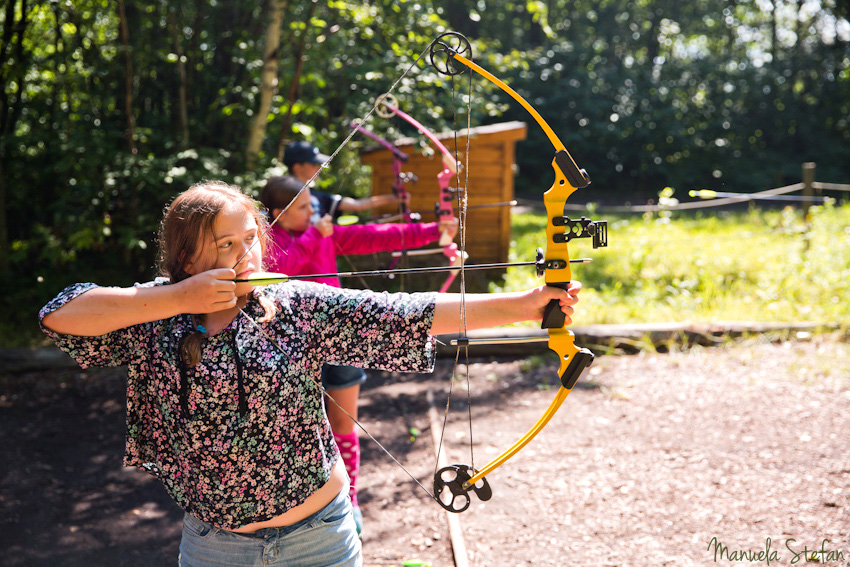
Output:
top-left (235, 257), bottom-right (593, 286)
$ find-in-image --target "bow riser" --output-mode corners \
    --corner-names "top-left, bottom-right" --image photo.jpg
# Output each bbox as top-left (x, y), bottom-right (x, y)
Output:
top-left (543, 153), bottom-right (596, 384)
top-left (542, 155), bottom-right (579, 323)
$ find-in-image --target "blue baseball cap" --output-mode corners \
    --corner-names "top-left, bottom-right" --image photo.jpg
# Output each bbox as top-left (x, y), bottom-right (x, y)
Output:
top-left (283, 141), bottom-right (330, 168)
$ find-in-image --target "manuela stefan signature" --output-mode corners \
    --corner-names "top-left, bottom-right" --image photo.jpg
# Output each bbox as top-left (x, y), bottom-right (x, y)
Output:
top-left (707, 537), bottom-right (846, 565)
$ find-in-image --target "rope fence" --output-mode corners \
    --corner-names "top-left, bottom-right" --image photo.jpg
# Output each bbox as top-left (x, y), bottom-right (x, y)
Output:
top-left (547, 162), bottom-right (849, 213)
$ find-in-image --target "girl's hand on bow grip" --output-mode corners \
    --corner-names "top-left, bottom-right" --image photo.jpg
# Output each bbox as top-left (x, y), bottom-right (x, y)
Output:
top-left (439, 217), bottom-right (459, 240)
top-left (535, 281), bottom-right (581, 325)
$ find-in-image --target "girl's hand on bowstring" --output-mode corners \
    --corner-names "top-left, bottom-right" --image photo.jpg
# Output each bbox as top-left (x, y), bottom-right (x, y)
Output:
top-left (314, 214), bottom-right (334, 237)
top-left (176, 268), bottom-right (240, 314)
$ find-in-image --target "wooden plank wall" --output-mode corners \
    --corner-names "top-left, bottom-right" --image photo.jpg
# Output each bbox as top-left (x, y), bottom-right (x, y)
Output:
top-left (358, 121), bottom-right (527, 265)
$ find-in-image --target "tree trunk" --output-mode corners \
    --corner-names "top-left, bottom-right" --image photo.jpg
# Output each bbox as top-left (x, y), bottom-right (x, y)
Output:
top-left (168, 8), bottom-right (190, 147)
top-left (726, 0), bottom-right (738, 57)
top-left (645, 7), bottom-right (661, 67)
top-left (0, 0), bottom-right (29, 273)
top-left (245, 0), bottom-right (288, 170)
top-left (0, 152), bottom-right (8, 274)
top-left (276, 0), bottom-right (319, 161)
top-left (116, 0), bottom-right (137, 155)
top-left (769, 0), bottom-right (778, 67)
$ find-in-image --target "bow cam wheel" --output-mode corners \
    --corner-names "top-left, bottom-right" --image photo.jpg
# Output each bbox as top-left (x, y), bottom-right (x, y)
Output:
top-left (430, 32), bottom-right (472, 76)
top-left (433, 464), bottom-right (492, 513)
top-left (375, 93), bottom-right (399, 119)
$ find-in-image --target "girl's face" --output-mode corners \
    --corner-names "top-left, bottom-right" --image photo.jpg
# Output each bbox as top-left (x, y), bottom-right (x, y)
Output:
top-left (187, 202), bottom-right (262, 293)
top-left (276, 189), bottom-right (313, 233)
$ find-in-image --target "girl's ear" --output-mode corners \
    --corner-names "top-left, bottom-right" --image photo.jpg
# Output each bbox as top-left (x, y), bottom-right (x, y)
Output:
top-left (184, 246), bottom-right (207, 276)
top-left (271, 208), bottom-right (284, 223)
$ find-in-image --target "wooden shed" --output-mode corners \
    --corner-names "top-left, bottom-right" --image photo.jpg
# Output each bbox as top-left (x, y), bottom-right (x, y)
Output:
top-left (358, 121), bottom-right (527, 265)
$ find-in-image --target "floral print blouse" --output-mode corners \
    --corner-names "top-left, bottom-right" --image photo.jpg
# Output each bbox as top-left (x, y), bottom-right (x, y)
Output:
top-left (39, 279), bottom-right (437, 530)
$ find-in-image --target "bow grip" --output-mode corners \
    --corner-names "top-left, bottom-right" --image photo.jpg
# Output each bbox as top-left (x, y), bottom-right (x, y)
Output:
top-left (542, 282), bottom-right (571, 329)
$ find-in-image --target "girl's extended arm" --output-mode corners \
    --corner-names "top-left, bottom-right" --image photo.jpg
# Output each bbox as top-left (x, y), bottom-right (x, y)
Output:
top-left (41, 268), bottom-right (239, 336)
top-left (332, 221), bottom-right (441, 256)
top-left (338, 193), bottom-right (404, 212)
top-left (430, 282), bottom-right (581, 336)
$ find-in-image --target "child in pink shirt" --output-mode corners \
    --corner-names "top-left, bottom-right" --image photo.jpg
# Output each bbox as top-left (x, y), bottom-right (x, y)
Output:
top-left (261, 177), bottom-right (450, 288)
top-left (259, 175), bottom-right (457, 536)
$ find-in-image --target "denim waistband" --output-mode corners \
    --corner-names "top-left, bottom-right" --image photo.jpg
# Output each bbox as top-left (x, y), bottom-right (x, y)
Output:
top-left (230, 484), bottom-right (349, 539)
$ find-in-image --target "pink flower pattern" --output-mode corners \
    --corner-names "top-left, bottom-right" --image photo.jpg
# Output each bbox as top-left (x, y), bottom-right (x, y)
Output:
top-left (39, 279), bottom-right (436, 530)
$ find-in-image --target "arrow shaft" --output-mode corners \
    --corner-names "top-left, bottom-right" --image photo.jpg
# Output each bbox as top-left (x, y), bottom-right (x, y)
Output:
top-left (235, 258), bottom-right (592, 284)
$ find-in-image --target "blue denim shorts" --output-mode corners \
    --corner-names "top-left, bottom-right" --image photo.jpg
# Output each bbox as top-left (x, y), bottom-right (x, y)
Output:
top-left (178, 487), bottom-right (361, 567)
top-left (321, 363), bottom-right (366, 390)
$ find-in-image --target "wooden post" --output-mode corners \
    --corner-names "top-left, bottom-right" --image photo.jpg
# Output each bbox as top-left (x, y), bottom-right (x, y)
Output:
top-left (802, 162), bottom-right (816, 216)
top-left (801, 162), bottom-right (815, 250)
top-left (427, 390), bottom-right (470, 567)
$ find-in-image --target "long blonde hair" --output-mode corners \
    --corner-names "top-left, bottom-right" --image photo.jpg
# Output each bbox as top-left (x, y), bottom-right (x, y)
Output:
top-left (157, 180), bottom-right (275, 366)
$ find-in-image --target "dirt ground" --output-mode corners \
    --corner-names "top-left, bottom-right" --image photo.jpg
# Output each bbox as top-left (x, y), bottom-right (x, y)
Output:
top-left (2, 335), bottom-right (849, 567)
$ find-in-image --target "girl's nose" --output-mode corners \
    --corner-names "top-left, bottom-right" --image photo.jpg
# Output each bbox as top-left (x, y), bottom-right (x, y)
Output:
top-left (238, 242), bottom-right (256, 264)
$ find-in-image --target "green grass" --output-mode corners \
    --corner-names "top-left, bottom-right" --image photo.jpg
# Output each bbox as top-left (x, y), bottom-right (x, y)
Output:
top-left (490, 202), bottom-right (850, 328)
top-left (12, 202), bottom-right (850, 347)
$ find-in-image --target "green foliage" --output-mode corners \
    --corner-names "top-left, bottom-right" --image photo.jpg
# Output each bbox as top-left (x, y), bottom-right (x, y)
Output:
top-left (2, 0), bottom-right (849, 345)
top-left (494, 202), bottom-right (850, 327)
top-left (428, 0), bottom-right (850, 201)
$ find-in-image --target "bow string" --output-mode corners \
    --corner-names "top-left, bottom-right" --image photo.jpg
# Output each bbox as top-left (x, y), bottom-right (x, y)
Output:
top-left (233, 31), bottom-right (608, 513)
top-left (426, 32), bottom-right (610, 513)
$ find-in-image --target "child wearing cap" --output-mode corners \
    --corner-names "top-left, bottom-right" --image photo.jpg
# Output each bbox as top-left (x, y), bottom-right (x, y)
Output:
top-left (284, 141), bottom-right (407, 222)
